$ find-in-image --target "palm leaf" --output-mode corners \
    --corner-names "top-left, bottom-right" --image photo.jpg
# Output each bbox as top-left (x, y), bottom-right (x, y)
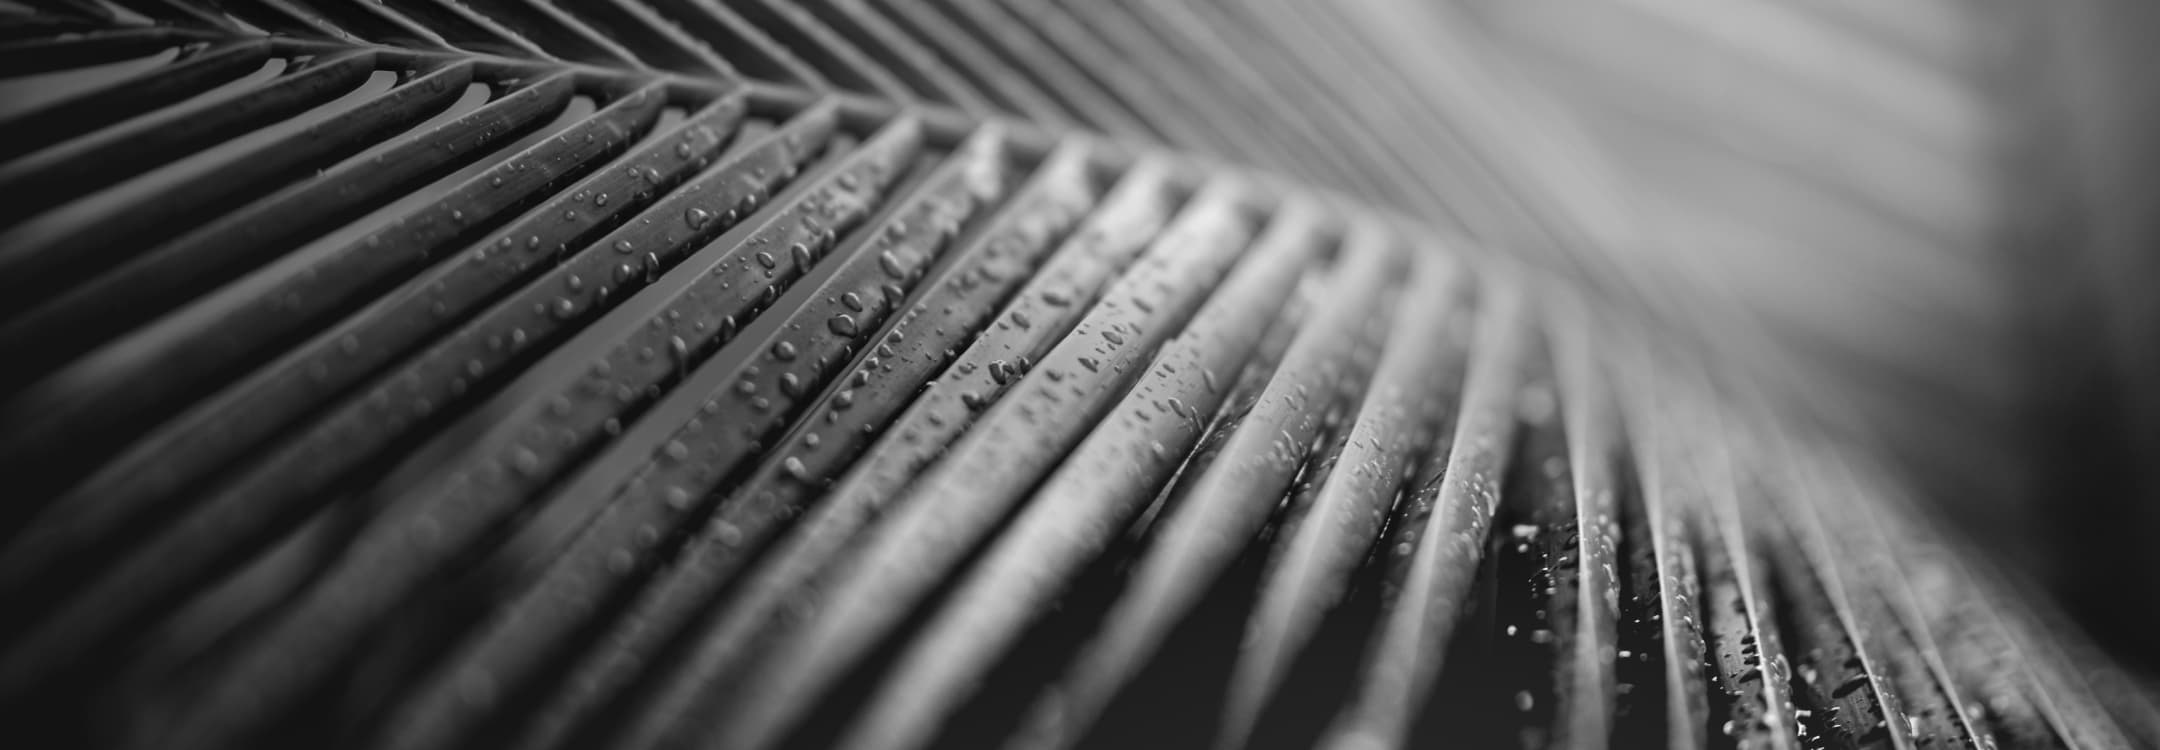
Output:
top-left (0, 2), bottom-right (2154, 749)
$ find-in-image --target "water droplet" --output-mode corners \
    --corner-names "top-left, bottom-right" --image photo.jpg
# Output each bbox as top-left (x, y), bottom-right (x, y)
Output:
top-left (772, 341), bottom-right (797, 360)
top-left (511, 448), bottom-right (541, 476)
top-left (828, 313), bottom-right (857, 336)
